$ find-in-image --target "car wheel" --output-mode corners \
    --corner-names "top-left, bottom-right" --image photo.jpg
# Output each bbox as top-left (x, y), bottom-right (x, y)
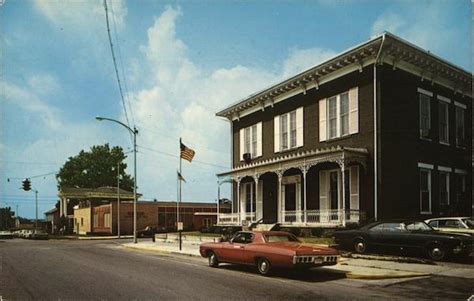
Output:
top-left (354, 239), bottom-right (367, 254)
top-left (208, 251), bottom-right (219, 268)
top-left (256, 258), bottom-right (271, 276)
top-left (427, 245), bottom-right (445, 261)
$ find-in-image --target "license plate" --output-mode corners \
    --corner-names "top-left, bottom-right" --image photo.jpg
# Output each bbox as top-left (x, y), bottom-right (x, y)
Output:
top-left (313, 258), bottom-right (323, 264)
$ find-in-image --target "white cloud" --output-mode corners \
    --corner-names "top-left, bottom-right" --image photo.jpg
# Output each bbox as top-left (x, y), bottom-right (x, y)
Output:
top-left (27, 74), bottom-right (60, 96)
top-left (3, 81), bottom-right (62, 129)
top-left (128, 6), bottom-right (336, 202)
top-left (33, 0), bottom-right (127, 30)
top-left (281, 47), bottom-right (337, 79)
top-left (370, 5), bottom-right (459, 56)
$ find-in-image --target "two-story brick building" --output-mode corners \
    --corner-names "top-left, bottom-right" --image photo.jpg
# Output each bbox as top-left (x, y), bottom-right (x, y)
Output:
top-left (215, 32), bottom-right (472, 229)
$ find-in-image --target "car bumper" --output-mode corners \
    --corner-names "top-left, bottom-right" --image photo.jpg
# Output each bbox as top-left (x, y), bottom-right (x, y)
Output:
top-left (292, 255), bottom-right (339, 266)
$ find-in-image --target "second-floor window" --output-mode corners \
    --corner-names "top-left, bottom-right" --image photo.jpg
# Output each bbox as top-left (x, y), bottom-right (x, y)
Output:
top-left (418, 88), bottom-right (432, 139)
top-left (438, 97), bottom-right (449, 144)
top-left (455, 102), bottom-right (466, 147)
top-left (239, 122), bottom-right (262, 161)
top-left (274, 107), bottom-right (303, 152)
top-left (319, 87), bottom-right (358, 142)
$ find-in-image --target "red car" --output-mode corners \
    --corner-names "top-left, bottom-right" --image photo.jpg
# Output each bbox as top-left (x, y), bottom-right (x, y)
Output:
top-left (199, 231), bottom-right (339, 275)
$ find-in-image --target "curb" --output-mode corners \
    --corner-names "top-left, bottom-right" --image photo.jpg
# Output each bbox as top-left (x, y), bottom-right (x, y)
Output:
top-left (121, 243), bottom-right (201, 258)
top-left (345, 272), bottom-right (431, 280)
top-left (121, 243), bottom-right (431, 280)
top-left (340, 252), bottom-right (435, 265)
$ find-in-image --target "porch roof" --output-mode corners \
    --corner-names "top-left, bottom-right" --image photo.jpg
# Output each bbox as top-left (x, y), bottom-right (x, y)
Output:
top-left (217, 145), bottom-right (368, 178)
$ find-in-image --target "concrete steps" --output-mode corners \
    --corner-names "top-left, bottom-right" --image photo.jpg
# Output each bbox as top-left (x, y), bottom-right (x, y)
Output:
top-left (253, 223), bottom-right (278, 231)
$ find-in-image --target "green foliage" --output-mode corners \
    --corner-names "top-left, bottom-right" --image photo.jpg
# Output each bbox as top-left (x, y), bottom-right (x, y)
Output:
top-left (0, 207), bottom-right (15, 230)
top-left (56, 144), bottom-right (134, 191)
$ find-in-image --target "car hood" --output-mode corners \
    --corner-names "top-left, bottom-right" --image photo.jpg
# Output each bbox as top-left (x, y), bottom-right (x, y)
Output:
top-left (267, 242), bottom-right (339, 255)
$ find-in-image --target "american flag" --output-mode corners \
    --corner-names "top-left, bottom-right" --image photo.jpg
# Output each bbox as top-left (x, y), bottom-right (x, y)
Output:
top-left (180, 142), bottom-right (195, 162)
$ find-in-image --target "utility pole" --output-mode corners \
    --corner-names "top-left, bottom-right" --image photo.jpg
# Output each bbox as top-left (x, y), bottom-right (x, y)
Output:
top-left (117, 162), bottom-right (121, 238)
top-left (34, 190), bottom-right (38, 230)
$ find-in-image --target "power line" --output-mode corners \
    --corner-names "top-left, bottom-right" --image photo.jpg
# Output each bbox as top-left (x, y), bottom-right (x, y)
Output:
top-left (136, 145), bottom-right (228, 169)
top-left (109, 0), bottom-right (135, 127)
top-left (103, 0), bottom-right (131, 129)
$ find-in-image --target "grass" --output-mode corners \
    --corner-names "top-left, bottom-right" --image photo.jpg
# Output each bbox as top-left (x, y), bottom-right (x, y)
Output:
top-left (164, 231), bottom-right (221, 237)
top-left (300, 237), bottom-right (335, 245)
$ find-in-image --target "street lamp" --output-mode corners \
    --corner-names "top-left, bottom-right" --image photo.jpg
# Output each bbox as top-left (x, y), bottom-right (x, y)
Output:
top-left (96, 116), bottom-right (138, 243)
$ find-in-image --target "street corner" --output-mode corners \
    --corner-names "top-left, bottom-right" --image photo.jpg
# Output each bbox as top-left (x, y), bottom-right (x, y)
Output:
top-left (121, 242), bottom-right (201, 258)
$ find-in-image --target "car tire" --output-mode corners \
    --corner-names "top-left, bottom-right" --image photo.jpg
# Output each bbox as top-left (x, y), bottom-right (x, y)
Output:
top-left (256, 258), bottom-right (271, 276)
top-left (427, 245), bottom-right (445, 261)
top-left (353, 239), bottom-right (367, 254)
top-left (208, 251), bottom-right (219, 268)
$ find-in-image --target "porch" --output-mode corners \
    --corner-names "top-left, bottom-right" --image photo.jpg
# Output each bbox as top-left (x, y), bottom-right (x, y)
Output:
top-left (217, 146), bottom-right (369, 228)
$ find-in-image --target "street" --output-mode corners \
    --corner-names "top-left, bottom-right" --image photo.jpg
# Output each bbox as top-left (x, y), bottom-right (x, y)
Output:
top-left (1, 239), bottom-right (472, 300)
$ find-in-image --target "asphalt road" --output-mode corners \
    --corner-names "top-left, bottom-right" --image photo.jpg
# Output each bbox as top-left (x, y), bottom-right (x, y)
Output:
top-left (0, 239), bottom-right (471, 300)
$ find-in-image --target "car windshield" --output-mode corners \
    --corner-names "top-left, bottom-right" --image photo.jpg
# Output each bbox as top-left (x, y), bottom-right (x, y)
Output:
top-left (405, 221), bottom-right (432, 231)
top-left (264, 234), bottom-right (300, 243)
top-left (462, 219), bottom-right (474, 229)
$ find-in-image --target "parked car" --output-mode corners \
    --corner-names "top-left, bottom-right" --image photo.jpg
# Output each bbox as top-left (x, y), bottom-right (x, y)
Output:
top-left (0, 230), bottom-right (14, 239)
top-left (137, 226), bottom-right (157, 238)
top-left (333, 220), bottom-right (473, 261)
top-left (31, 230), bottom-right (49, 240)
top-left (199, 231), bottom-right (339, 275)
top-left (22, 230), bottom-right (34, 239)
top-left (425, 217), bottom-right (474, 235)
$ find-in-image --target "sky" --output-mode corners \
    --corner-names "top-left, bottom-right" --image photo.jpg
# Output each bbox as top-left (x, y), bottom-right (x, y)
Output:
top-left (0, 0), bottom-right (471, 219)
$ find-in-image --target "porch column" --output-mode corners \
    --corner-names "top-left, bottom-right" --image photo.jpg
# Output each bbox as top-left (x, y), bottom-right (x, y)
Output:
top-left (216, 179), bottom-right (220, 225)
top-left (277, 171), bottom-right (283, 223)
top-left (252, 174), bottom-right (260, 223)
top-left (236, 177), bottom-right (241, 225)
top-left (300, 165), bottom-right (308, 224)
top-left (339, 160), bottom-right (346, 227)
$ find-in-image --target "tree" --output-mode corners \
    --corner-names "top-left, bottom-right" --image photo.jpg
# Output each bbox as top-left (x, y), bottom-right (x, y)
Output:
top-left (0, 207), bottom-right (15, 230)
top-left (57, 144), bottom-right (134, 191)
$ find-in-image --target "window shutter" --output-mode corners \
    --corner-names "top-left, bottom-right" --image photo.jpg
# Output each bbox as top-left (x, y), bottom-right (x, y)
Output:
top-left (256, 180), bottom-right (263, 220)
top-left (319, 171), bottom-right (328, 210)
top-left (274, 116), bottom-right (280, 153)
top-left (296, 107), bottom-right (304, 147)
top-left (350, 166), bottom-right (359, 210)
top-left (349, 87), bottom-right (359, 134)
top-left (239, 128), bottom-right (245, 161)
top-left (256, 122), bottom-right (262, 157)
top-left (319, 99), bottom-right (327, 141)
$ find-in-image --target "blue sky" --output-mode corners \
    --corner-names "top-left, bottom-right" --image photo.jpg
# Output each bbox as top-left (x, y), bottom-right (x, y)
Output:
top-left (0, 0), bottom-right (471, 218)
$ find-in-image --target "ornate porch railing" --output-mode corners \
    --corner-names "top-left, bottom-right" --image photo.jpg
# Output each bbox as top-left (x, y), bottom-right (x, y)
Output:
top-left (243, 212), bottom-right (256, 222)
top-left (282, 209), bottom-right (364, 227)
top-left (217, 213), bottom-right (240, 225)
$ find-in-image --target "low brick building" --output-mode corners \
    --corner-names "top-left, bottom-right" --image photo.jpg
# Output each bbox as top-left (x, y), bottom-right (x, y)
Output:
top-left (74, 200), bottom-right (225, 235)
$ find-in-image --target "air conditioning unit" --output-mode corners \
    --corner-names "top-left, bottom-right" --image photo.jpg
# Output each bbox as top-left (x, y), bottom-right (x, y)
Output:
top-left (420, 128), bottom-right (430, 138)
top-left (243, 153), bottom-right (252, 164)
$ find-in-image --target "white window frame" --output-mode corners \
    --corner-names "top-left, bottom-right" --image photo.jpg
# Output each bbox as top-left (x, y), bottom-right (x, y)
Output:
top-left (104, 212), bottom-right (111, 228)
top-left (418, 162), bottom-right (433, 214)
top-left (241, 123), bottom-right (260, 159)
top-left (278, 108), bottom-right (300, 152)
top-left (454, 102), bottom-right (466, 148)
top-left (438, 98), bottom-right (449, 145)
top-left (326, 92), bottom-right (350, 139)
top-left (418, 89), bottom-right (432, 140)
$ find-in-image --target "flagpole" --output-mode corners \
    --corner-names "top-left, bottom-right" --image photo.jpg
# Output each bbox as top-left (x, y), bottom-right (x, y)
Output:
top-left (178, 137), bottom-right (183, 251)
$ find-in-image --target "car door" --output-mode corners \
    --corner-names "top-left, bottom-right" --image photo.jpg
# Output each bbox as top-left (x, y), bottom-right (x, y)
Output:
top-left (221, 233), bottom-right (248, 263)
top-left (379, 223), bottom-right (410, 250)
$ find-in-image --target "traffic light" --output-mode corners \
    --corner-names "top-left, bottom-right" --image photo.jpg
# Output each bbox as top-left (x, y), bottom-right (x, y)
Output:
top-left (22, 178), bottom-right (31, 191)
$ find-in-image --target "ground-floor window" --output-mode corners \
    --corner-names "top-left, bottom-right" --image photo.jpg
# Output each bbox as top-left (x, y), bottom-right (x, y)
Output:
top-left (454, 173), bottom-right (466, 204)
top-left (202, 218), bottom-right (212, 228)
top-left (104, 213), bottom-right (111, 228)
top-left (439, 171), bottom-right (450, 207)
top-left (419, 169), bottom-right (431, 214)
top-left (244, 182), bottom-right (256, 213)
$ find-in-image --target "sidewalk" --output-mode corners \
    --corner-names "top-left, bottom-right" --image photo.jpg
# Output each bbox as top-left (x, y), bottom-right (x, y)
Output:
top-left (121, 241), bottom-right (473, 280)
